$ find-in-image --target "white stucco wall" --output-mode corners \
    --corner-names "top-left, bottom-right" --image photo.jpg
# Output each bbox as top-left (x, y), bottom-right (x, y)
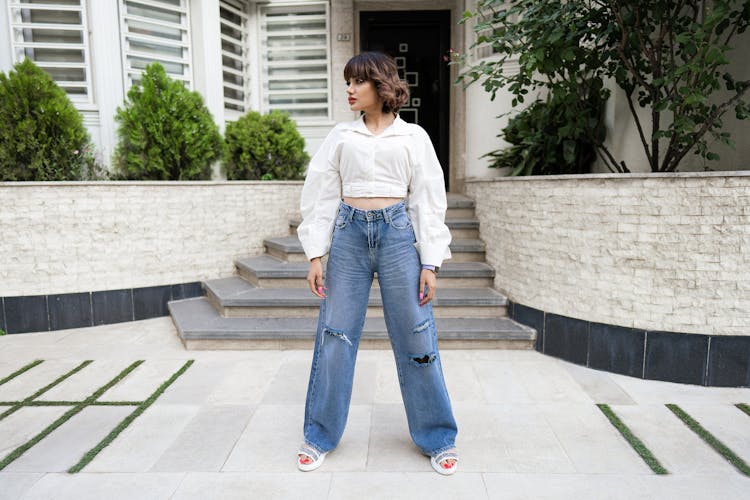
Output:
top-left (467, 172), bottom-right (750, 336)
top-left (0, 182), bottom-right (303, 297)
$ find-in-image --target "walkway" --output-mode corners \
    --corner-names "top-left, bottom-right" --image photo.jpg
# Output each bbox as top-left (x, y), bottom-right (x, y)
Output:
top-left (0, 318), bottom-right (748, 499)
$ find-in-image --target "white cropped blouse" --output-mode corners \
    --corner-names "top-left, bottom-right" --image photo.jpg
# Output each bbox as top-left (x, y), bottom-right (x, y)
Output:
top-left (297, 114), bottom-right (452, 266)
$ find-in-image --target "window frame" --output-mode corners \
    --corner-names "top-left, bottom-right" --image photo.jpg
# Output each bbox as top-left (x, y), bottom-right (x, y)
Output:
top-left (117, 0), bottom-right (193, 92)
top-left (220, 0), bottom-right (251, 117)
top-left (257, 0), bottom-right (332, 124)
top-left (6, 0), bottom-right (95, 106)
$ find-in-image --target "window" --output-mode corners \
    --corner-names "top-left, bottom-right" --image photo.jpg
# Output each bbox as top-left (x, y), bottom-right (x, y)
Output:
top-left (118, 0), bottom-right (191, 89)
top-left (7, 0), bottom-right (93, 104)
top-left (220, 0), bottom-right (249, 113)
top-left (259, 1), bottom-right (331, 122)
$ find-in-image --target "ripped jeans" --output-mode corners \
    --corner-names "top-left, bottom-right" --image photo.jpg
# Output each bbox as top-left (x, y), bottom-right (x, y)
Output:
top-left (302, 200), bottom-right (457, 456)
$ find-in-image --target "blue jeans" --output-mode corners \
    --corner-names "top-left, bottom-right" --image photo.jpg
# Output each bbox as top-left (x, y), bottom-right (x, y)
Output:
top-left (303, 200), bottom-right (457, 456)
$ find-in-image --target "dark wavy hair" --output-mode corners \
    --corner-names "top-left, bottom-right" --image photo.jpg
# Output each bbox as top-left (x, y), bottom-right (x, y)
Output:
top-left (344, 52), bottom-right (410, 114)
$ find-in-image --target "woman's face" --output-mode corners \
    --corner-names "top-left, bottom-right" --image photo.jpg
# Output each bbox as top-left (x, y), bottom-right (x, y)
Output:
top-left (346, 77), bottom-right (381, 113)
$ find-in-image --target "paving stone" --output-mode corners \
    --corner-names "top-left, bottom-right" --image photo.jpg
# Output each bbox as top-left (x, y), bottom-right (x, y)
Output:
top-left (562, 362), bottom-right (636, 405)
top-left (84, 404), bottom-right (200, 472)
top-left (317, 405), bottom-right (371, 472)
top-left (260, 356), bottom-right (318, 405)
top-left (490, 403), bottom-right (576, 473)
top-left (0, 360), bottom-right (84, 402)
top-left (515, 360), bottom-right (594, 404)
top-left (442, 356), bottom-right (485, 403)
top-left (154, 360), bottom-right (235, 406)
top-left (473, 360), bottom-right (534, 403)
top-left (170, 472), bottom-right (332, 500)
top-left (679, 403), bottom-right (750, 465)
top-left (328, 472), bottom-right (488, 500)
top-left (0, 360), bottom-right (39, 383)
top-left (636, 473), bottom-right (750, 499)
top-left (452, 403), bottom-right (515, 472)
top-left (16, 472), bottom-right (183, 500)
top-left (483, 473), bottom-right (656, 500)
top-left (607, 371), bottom-right (748, 405)
top-left (0, 406), bottom-right (70, 458)
top-left (365, 404), bottom-right (431, 472)
top-left (36, 359), bottom-right (137, 402)
top-left (222, 404), bottom-right (305, 472)
top-left (6, 406), bottom-right (133, 472)
top-left (150, 404), bottom-right (255, 472)
top-left (540, 403), bottom-right (652, 474)
top-left (204, 355), bottom-right (284, 405)
top-left (97, 359), bottom-right (190, 402)
top-left (0, 473), bottom-right (43, 500)
top-left (613, 403), bottom-right (742, 474)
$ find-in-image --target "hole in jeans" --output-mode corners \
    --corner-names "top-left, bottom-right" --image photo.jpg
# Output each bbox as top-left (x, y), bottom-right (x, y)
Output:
top-left (323, 325), bottom-right (352, 346)
top-left (410, 353), bottom-right (436, 366)
top-left (412, 319), bottom-right (431, 334)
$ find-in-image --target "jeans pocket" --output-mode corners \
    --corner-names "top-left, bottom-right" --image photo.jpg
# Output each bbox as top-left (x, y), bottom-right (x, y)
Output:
top-left (334, 214), bottom-right (348, 230)
top-left (390, 211), bottom-right (412, 230)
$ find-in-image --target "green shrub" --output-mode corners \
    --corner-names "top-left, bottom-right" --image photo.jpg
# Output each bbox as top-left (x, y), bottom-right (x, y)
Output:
top-left (113, 63), bottom-right (222, 180)
top-left (223, 110), bottom-right (309, 180)
top-left (0, 59), bottom-right (95, 181)
top-left (484, 90), bottom-right (605, 176)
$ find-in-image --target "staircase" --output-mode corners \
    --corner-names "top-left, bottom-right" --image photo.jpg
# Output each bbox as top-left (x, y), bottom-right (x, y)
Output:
top-left (168, 194), bottom-right (536, 349)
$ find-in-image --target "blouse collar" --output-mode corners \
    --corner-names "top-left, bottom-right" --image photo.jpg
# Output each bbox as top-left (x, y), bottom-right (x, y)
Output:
top-left (344, 114), bottom-right (414, 137)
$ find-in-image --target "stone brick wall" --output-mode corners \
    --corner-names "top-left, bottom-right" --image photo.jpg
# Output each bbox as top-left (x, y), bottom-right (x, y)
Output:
top-left (466, 172), bottom-right (750, 336)
top-left (0, 182), bottom-right (303, 296)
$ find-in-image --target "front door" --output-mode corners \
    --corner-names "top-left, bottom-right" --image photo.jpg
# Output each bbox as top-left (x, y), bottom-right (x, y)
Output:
top-left (360, 10), bottom-right (451, 190)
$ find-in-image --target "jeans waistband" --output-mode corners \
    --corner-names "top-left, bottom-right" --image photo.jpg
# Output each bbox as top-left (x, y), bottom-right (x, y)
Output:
top-left (338, 200), bottom-right (406, 222)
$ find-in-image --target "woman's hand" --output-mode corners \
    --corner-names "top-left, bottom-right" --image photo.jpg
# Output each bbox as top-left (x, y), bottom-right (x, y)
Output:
top-left (419, 268), bottom-right (437, 306)
top-left (307, 257), bottom-right (326, 298)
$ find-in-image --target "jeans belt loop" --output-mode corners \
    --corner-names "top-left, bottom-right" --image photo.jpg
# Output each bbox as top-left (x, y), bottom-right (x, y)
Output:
top-left (347, 204), bottom-right (355, 223)
top-left (383, 207), bottom-right (392, 224)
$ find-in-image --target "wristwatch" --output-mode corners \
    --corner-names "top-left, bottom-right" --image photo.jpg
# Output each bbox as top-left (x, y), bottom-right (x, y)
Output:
top-left (422, 265), bottom-right (439, 276)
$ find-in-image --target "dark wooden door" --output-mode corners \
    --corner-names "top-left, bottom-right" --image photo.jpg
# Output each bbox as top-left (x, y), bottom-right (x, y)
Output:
top-left (360, 10), bottom-right (451, 189)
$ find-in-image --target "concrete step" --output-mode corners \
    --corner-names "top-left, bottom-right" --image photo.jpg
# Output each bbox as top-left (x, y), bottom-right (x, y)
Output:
top-left (446, 193), bottom-right (476, 218)
top-left (288, 217), bottom-right (480, 239)
top-left (169, 297), bottom-right (535, 350)
top-left (264, 235), bottom-right (486, 263)
top-left (203, 277), bottom-right (506, 318)
top-left (236, 255), bottom-right (495, 288)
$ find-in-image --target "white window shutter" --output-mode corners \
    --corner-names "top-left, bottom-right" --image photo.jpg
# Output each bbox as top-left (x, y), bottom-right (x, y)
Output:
top-left (260, 1), bottom-right (331, 122)
top-left (118, 0), bottom-right (192, 90)
top-left (220, 0), bottom-right (250, 113)
top-left (7, 0), bottom-right (93, 104)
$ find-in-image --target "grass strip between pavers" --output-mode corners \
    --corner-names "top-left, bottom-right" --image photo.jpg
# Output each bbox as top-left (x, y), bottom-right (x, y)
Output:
top-left (0, 360), bottom-right (144, 471)
top-left (68, 359), bottom-right (194, 473)
top-left (597, 404), bottom-right (668, 475)
top-left (0, 360), bottom-right (93, 422)
top-left (0, 360), bottom-right (44, 386)
top-left (737, 403), bottom-right (750, 418)
top-left (666, 403), bottom-right (750, 476)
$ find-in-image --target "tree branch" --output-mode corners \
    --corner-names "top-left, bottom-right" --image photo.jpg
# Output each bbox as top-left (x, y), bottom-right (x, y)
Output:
top-left (665, 86), bottom-right (750, 171)
top-left (624, 89), bottom-right (654, 167)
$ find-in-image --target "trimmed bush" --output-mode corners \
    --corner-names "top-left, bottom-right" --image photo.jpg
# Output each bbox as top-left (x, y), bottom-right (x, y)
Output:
top-left (224, 110), bottom-right (309, 180)
top-left (484, 90), bottom-right (605, 176)
top-left (0, 59), bottom-right (94, 181)
top-left (113, 63), bottom-right (222, 180)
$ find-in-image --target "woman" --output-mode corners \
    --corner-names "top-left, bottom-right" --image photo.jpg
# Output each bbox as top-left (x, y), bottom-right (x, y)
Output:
top-left (296, 52), bottom-right (458, 476)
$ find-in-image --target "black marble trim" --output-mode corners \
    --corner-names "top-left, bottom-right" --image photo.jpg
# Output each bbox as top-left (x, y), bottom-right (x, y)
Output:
top-left (508, 300), bottom-right (749, 388)
top-left (1, 281), bottom-right (203, 335)
top-left (1, 297), bottom-right (6, 334)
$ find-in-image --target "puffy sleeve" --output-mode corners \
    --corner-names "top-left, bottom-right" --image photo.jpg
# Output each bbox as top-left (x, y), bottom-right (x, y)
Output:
top-left (407, 128), bottom-right (452, 267)
top-left (297, 126), bottom-right (343, 261)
